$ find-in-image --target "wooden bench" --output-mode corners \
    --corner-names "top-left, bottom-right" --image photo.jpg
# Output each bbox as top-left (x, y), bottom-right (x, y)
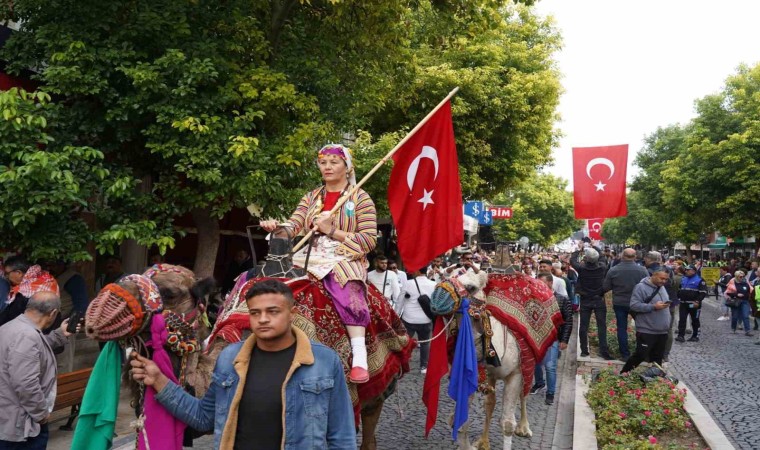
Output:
top-left (53, 367), bottom-right (93, 431)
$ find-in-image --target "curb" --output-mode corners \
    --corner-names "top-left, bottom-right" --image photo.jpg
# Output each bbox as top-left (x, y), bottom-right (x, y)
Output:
top-left (572, 375), bottom-right (598, 450)
top-left (677, 380), bottom-right (736, 450)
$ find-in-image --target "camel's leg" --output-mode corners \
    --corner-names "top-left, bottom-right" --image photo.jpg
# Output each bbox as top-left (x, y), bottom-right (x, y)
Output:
top-left (474, 374), bottom-right (497, 450)
top-left (449, 395), bottom-right (476, 450)
top-left (360, 397), bottom-right (384, 450)
top-left (499, 371), bottom-right (523, 450)
top-left (514, 392), bottom-right (532, 438)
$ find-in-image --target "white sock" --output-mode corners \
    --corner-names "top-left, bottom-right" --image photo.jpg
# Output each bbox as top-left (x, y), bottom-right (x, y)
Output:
top-left (350, 337), bottom-right (368, 370)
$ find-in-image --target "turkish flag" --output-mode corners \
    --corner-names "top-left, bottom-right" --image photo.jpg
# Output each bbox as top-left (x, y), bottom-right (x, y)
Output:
top-left (572, 145), bottom-right (628, 219)
top-left (388, 100), bottom-right (463, 272)
top-left (587, 218), bottom-right (605, 240)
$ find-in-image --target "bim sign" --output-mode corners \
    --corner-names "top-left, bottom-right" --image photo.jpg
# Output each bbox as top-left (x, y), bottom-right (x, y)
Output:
top-left (488, 206), bottom-right (513, 219)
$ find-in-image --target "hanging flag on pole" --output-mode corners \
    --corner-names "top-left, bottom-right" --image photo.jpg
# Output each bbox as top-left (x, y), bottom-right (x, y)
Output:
top-left (587, 218), bottom-right (605, 240)
top-left (388, 98), bottom-right (462, 272)
top-left (572, 145), bottom-right (628, 219)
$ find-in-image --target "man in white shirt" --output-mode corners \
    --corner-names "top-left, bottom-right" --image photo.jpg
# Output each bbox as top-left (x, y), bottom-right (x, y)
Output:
top-left (539, 259), bottom-right (568, 298)
top-left (402, 268), bottom-right (435, 373)
top-left (388, 260), bottom-right (407, 305)
top-left (367, 256), bottom-right (400, 312)
top-left (445, 251), bottom-right (480, 279)
top-left (427, 256), bottom-right (446, 283)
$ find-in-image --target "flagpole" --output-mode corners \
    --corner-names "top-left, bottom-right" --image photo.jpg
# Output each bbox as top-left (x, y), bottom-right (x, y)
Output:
top-left (290, 86), bottom-right (460, 254)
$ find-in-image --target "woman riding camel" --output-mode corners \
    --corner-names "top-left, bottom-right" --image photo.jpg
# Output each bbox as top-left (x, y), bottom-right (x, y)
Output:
top-left (260, 144), bottom-right (377, 384)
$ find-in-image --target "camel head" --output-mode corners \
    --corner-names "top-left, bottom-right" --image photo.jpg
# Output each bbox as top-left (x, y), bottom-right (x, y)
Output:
top-left (85, 274), bottom-right (163, 341)
top-left (430, 271), bottom-right (488, 316)
top-left (142, 264), bottom-right (215, 317)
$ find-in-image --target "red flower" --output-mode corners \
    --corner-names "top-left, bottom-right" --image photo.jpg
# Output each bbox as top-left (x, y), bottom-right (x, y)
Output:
top-left (664, 408), bottom-right (670, 415)
top-left (685, 421), bottom-right (692, 428)
top-left (649, 436), bottom-right (658, 444)
top-left (618, 412), bottom-right (627, 419)
top-left (644, 410), bottom-right (652, 417)
top-left (608, 390), bottom-right (615, 397)
top-left (641, 419), bottom-right (647, 425)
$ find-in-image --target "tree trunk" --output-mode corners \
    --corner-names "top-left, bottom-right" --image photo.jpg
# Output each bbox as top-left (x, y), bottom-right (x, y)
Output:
top-left (192, 207), bottom-right (220, 279)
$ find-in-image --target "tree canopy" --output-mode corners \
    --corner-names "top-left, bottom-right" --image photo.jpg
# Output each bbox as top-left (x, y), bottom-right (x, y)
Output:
top-left (490, 173), bottom-right (581, 247)
top-left (602, 63), bottom-right (760, 250)
top-left (0, 0), bottom-right (561, 272)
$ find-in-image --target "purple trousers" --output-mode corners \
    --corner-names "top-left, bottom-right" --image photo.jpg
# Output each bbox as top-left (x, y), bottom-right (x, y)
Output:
top-left (322, 273), bottom-right (370, 327)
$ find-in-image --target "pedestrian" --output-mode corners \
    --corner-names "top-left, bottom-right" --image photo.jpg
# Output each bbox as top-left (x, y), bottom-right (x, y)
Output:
top-left (0, 256), bottom-right (60, 328)
top-left (445, 251), bottom-right (481, 279)
top-left (367, 255), bottom-right (401, 312)
top-left (620, 268), bottom-right (672, 373)
top-left (602, 248), bottom-right (649, 360)
top-left (725, 270), bottom-right (754, 336)
top-left (46, 260), bottom-right (89, 316)
top-left (401, 268), bottom-right (435, 374)
top-left (570, 244), bottom-right (612, 359)
top-left (716, 266), bottom-right (733, 321)
top-left (388, 259), bottom-right (407, 306)
top-left (94, 255), bottom-right (125, 293)
top-left (531, 273), bottom-right (572, 405)
top-left (675, 265), bottom-right (707, 342)
top-left (643, 252), bottom-right (679, 361)
top-left (426, 256), bottom-right (446, 283)
top-left (0, 292), bottom-right (75, 449)
top-left (130, 279), bottom-right (356, 450)
top-left (538, 259), bottom-right (567, 298)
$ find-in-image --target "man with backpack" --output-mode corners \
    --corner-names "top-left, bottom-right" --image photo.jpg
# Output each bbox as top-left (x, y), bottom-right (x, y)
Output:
top-left (401, 267), bottom-right (435, 374)
top-left (621, 268), bottom-right (672, 373)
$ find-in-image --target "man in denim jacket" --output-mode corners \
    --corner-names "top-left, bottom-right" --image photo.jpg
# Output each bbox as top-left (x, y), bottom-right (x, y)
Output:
top-left (131, 279), bottom-right (356, 450)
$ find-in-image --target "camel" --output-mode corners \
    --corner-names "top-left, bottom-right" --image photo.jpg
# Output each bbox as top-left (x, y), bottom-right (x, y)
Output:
top-left (429, 270), bottom-right (559, 450)
top-left (208, 232), bottom-right (413, 450)
top-left (85, 265), bottom-right (215, 441)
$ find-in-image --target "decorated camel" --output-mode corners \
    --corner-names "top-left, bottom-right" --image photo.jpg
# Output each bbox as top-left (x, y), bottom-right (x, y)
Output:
top-left (208, 233), bottom-right (414, 450)
top-left (82, 264), bottom-right (215, 447)
top-left (427, 270), bottom-right (561, 450)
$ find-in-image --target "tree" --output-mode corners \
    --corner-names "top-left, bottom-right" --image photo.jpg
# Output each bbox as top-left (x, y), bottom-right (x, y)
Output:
top-left (490, 173), bottom-right (581, 247)
top-left (1, 0), bottom-right (561, 274)
top-left (0, 88), bottom-right (127, 261)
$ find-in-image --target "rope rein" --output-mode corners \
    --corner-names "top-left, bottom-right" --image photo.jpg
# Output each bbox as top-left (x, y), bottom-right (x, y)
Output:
top-left (416, 315), bottom-right (456, 344)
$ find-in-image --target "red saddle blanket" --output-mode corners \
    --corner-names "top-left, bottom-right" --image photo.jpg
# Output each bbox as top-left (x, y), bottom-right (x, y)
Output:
top-left (484, 274), bottom-right (562, 396)
top-left (209, 276), bottom-right (414, 418)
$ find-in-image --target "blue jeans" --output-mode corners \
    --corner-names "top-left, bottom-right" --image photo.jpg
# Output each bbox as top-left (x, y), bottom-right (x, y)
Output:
top-left (731, 300), bottom-right (751, 331)
top-left (534, 341), bottom-right (559, 395)
top-left (0, 424), bottom-right (48, 450)
top-left (613, 305), bottom-right (632, 359)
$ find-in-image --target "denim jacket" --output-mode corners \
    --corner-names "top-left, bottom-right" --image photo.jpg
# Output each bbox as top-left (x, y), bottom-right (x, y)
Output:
top-left (155, 327), bottom-right (356, 449)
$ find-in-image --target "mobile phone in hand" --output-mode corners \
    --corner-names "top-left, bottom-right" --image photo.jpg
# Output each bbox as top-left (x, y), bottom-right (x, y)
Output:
top-left (66, 310), bottom-right (84, 334)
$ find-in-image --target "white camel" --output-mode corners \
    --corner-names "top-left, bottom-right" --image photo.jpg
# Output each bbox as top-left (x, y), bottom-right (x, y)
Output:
top-left (434, 270), bottom-right (532, 450)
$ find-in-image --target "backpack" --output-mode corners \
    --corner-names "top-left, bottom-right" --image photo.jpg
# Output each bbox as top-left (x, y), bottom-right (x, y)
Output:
top-left (413, 278), bottom-right (436, 321)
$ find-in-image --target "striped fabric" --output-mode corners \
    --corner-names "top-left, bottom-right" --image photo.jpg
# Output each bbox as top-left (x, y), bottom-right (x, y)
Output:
top-left (285, 187), bottom-right (377, 286)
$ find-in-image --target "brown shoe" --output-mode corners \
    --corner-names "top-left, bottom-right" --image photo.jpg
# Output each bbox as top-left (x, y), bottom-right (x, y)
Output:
top-left (349, 367), bottom-right (369, 384)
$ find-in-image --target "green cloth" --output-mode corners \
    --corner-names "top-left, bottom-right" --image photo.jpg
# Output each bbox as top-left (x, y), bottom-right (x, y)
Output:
top-left (71, 340), bottom-right (122, 450)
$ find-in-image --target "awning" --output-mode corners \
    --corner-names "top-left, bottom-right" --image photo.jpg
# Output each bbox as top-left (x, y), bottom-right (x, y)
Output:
top-left (707, 243), bottom-right (727, 249)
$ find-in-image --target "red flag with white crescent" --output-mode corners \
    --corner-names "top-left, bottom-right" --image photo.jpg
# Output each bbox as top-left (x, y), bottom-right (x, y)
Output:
top-left (587, 218), bottom-right (605, 240)
top-left (572, 145), bottom-right (628, 219)
top-left (388, 100), bottom-right (463, 272)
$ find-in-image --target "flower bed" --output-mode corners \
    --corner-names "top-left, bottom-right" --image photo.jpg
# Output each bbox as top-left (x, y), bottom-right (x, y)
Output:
top-left (586, 368), bottom-right (707, 449)
top-left (587, 296), bottom-right (636, 360)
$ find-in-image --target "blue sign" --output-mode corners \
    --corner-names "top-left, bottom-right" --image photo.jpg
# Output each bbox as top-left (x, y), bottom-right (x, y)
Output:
top-left (479, 210), bottom-right (493, 226)
top-left (464, 201), bottom-right (483, 219)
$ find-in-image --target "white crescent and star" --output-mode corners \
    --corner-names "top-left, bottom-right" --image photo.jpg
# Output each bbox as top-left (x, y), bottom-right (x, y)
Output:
top-left (585, 157), bottom-right (615, 191)
top-left (406, 145), bottom-right (439, 210)
top-left (591, 221), bottom-right (602, 232)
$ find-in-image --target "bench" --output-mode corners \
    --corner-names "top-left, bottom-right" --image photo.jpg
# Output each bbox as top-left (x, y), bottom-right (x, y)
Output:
top-left (53, 367), bottom-right (93, 431)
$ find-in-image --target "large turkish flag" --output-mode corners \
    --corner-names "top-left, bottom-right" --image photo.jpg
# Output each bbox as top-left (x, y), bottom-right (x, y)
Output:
top-left (587, 218), bottom-right (605, 240)
top-left (572, 145), bottom-right (628, 219)
top-left (388, 100), bottom-right (463, 272)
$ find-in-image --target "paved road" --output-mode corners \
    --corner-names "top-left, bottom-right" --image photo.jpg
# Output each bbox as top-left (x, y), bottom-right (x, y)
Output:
top-left (667, 297), bottom-right (760, 450)
top-left (180, 348), bottom-right (567, 449)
